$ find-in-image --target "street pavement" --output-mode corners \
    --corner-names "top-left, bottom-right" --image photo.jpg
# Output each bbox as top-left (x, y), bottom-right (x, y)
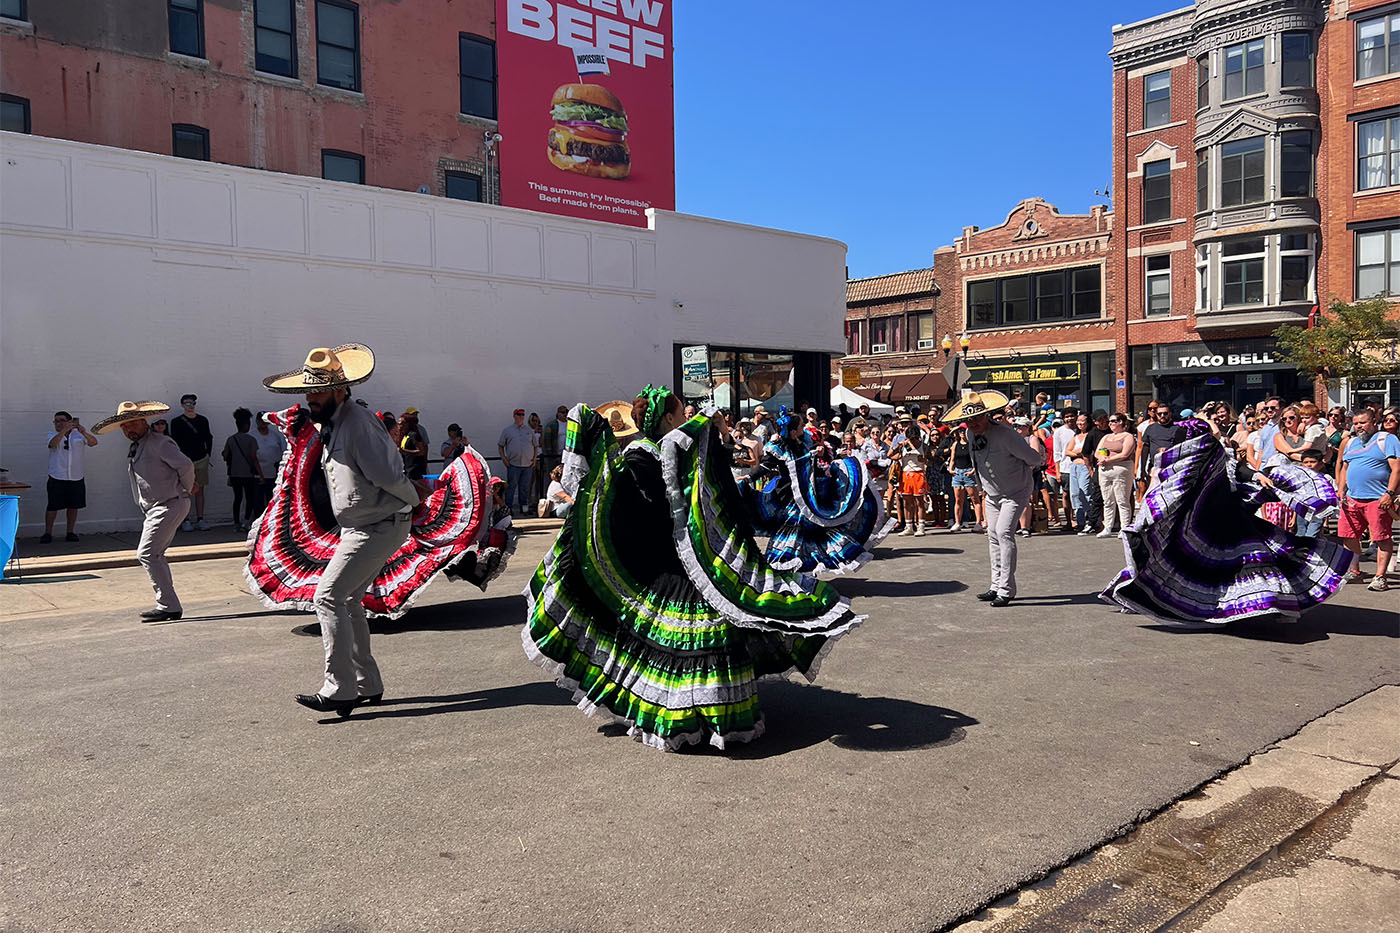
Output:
top-left (2, 525), bottom-right (1396, 932)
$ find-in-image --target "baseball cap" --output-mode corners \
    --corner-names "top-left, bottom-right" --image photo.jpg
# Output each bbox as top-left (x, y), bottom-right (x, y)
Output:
top-left (513, 408), bottom-right (525, 415)
top-left (754, 405), bottom-right (769, 415)
top-left (806, 408), bottom-right (817, 416)
top-left (181, 394), bottom-right (197, 404)
top-left (894, 406), bottom-right (908, 415)
top-left (831, 417), bottom-right (842, 426)
top-left (403, 407), bottom-right (419, 416)
top-left (1179, 408), bottom-right (1195, 418)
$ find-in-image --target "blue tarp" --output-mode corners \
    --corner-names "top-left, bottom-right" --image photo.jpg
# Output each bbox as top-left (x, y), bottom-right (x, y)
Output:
top-left (0, 496), bottom-right (19, 580)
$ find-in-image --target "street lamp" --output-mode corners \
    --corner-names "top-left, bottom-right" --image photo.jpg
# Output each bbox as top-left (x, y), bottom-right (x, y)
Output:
top-left (941, 334), bottom-right (953, 358)
top-left (960, 334), bottom-right (971, 354)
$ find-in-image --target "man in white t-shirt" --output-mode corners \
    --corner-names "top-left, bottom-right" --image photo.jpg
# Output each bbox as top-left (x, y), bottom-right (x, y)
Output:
top-left (1052, 408), bottom-right (1079, 531)
top-left (44, 410), bottom-right (99, 543)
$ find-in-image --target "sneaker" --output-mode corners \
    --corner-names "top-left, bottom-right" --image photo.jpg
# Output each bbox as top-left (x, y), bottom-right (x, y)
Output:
top-left (181, 520), bottom-right (193, 532)
top-left (39, 533), bottom-right (52, 544)
top-left (64, 532), bottom-right (79, 542)
top-left (1077, 528), bottom-right (1093, 536)
top-left (1015, 528), bottom-right (1030, 537)
top-left (899, 524), bottom-right (914, 536)
top-left (1368, 575), bottom-right (1389, 592)
top-left (949, 523), bottom-right (962, 532)
top-left (196, 519), bottom-right (211, 531)
top-left (890, 523), bottom-right (906, 535)
top-left (1347, 571), bottom-right (1366, 584)
top-left (1096, 530), bottom-right (1116, 538)
top-left (914, 524), bottom-right (925, 537)
top-left (973, 523), bottom-right (985, 532)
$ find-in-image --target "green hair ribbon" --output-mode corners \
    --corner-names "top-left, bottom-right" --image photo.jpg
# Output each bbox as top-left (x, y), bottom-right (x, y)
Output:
top-left (638, 384), bottom-right (671, 438)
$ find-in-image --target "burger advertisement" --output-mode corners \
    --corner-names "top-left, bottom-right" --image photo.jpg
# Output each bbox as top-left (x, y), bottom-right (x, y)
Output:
top-left (497, 0), bottom-right (674, 227)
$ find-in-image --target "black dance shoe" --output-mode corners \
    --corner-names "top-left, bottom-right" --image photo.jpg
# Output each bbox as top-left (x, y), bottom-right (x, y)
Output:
top-left (358, 692), bottom-right (383, 706)
top-left (990, 595), bottom-right (1014, 607)
top-left (139, 609), bottom-right (182, 621)
top-left (294, 693), bottom-right (359, 718)
top-left (975, 589), bottom-right (997, 601)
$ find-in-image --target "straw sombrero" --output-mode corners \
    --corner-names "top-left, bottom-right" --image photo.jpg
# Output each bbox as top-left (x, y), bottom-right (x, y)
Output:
top-left (594, 400), bottom-right (638, 439)
top-left (263, 344), bottom-right (375, 394)
top-left (93, 401), bottom-right (171, 434)
top-left (941, 389), bottom-right (1010, 423)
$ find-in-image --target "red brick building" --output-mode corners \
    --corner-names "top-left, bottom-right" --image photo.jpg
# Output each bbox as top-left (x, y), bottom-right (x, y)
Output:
top-left (838, 199), bottom-right (1118, 415)
top-left (1317, 0), bottom-right (1400, 406)
top-left (0, 0), bottom-right (500, 200)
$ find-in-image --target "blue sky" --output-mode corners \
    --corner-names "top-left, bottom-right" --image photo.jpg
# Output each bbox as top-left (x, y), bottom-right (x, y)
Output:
top-left (674, 1), bottom-right (1174, 278)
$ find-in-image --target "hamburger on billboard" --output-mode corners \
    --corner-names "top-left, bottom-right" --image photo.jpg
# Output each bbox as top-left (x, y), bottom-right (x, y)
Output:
top-left (497, 0), bottom-right (674, 227)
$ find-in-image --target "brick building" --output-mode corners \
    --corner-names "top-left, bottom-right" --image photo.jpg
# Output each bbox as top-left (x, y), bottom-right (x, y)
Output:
top-left (838, 199), bottom-right (1118, 416)
top-left (1317, 0), bottom-right (1400, 407)
top-left (0, 0), bottom-right (500, 201)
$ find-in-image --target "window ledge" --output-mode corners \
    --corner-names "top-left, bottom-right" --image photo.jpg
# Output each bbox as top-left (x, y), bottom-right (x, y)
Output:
top-left (458, 112), bottom-right (499, 125)
top-left (166, 52), bottom-right (211, 67)
top-left (0, 16), bottom-right (34, 33)
top-left (1356, 184), bottom-right (1400, 198)
top-left (1129, 119), bottom-right (1188, 137)
top-left (254, 70), bottom-right (303, 87)
top-left (314, 83), bottom-right (365, 101)
top-left (1126, 219), bottom-right (1188, 232)
top-left (1131, 315), bottom-right (1189, 323)
top-left (1220, 90), bottom-right (1270, 106)
top-left (1355, 72), bottom-right (1400, 89)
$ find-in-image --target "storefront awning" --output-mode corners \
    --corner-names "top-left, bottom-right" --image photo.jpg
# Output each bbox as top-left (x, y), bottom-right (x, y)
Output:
top-left (835, 372), bottom-right (951, 405)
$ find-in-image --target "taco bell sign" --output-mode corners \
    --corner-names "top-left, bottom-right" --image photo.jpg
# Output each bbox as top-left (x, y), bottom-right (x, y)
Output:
top-left (497, 0), bottom-right (676, 227)
top-left (1176, 352), bottom-right (1276, 368)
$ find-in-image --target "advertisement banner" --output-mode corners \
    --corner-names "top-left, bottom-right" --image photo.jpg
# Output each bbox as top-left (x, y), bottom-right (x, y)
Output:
top-left (496, 0), bottom-right (675, 227)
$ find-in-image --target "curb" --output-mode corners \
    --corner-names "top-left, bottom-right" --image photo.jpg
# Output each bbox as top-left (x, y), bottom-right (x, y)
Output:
top-left (945, 685), bottom-right (1400, 932)
top-left (9, 518), bottom-right (564, 578)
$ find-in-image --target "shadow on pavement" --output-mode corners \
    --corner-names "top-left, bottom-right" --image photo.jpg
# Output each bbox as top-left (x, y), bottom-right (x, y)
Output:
top-left (3, 573), bottom-right (102, 585)
top-left (1143, 602), bottom-right (1399, 643)
top-left (876, 546), bottom-right (961, 557)
top-left (292, 594), bottom-right (527, 637)
top-left (147, 609), bottom-right (299, 625)
top-left (836, 578), bottom-right (968, 598)
top-left (725, 682), bottom-right (979, 758)
top-left (1008, 592), bottom-right (1105, 607)
top-left (323, 680), bottom-right (572, 723)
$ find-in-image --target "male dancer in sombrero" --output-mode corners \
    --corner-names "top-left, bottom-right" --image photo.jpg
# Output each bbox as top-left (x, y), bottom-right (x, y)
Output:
top-left (942, 389), bottom-right (1041, 607)
top-left (263, 345), bottom-right (427, 717)
top-left (93, 400), bottom-right (196, 621)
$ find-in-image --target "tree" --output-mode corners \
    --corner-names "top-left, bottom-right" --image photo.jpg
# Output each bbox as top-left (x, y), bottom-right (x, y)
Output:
top-left (1273, 298), bottom-right (1400, 386)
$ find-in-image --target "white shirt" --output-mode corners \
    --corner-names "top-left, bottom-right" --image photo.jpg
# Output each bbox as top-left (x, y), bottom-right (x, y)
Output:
top-left (547, 479), bottom-right (568, 502)
top-left (554, 417), bottom-right (569, 455)
top-left (1052, 425), bottom-right (1076, 472)
top-left (254, 428), bottom-right (288, 478)
top-left (46, 431), bottom-right (88, 481)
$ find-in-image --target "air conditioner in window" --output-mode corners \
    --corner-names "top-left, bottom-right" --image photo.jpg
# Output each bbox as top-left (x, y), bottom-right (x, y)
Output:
top-left (871, 343), bottom-right (888, 353)
top-left (916, 338), bottom-right (935, 350)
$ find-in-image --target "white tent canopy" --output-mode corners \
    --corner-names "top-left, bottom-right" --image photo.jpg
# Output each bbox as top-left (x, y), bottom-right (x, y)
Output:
top-left (829, 384), bottom-right (895, 414)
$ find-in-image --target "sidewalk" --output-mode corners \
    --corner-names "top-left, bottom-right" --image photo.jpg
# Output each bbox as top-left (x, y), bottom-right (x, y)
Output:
top-left (5, 516), bottom-right (564, 577)
top-left (949, 685), bottom-right (1400, 932)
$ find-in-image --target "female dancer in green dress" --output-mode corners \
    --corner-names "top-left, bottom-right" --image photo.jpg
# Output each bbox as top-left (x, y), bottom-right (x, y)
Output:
top-left (522, 386), bottom-right (865, 750)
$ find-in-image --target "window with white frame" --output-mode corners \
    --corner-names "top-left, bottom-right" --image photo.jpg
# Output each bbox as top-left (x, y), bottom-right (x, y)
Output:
top-left (1221, 237), bottom-right (1266, 305)
top-left (1223, 38), bottom-right (1264, 99)
top-left (1196, 55), bottom-right (1209, 110)
top-left (1357, 12), bottom-right (1399, 81)
top-left (1142, 159), bottom-right (1172, 223)
top-left (1358, 114), bottom-right (1400, 191)
top-left (1357, 227), bottom-right (1400, 298)
top-left (1145, 254), bottom-right (1171, 315)
top-left (1220, 136), bottom-right (1265, 207)
top-left (1196, 245), bottom-right (1210, 310)
top-left (1279, 233), bottom-right (1313, 303)
top-left (1144, 71), bottom-right (1171, 128)
top-left (910, 312), bottom-right (935, 350)
top-left (1196, 150), bottom-right (1209, 212)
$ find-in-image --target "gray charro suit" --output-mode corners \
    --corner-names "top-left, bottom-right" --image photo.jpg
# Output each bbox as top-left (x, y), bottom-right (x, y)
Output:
top-left (127, 432), bottom-right (195, 612)
top-left (313, 400), bottom-right (420, 700)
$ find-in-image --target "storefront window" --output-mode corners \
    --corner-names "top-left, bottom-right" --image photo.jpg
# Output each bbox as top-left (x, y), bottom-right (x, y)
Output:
top-left (685, 349), bottom-right (795, 416)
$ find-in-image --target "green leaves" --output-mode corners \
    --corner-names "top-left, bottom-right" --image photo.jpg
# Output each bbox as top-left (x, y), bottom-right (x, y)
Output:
top-left (1272, 298), bottom-right (1400, 385)
top-left (549, 102), bottom-right (629, 130)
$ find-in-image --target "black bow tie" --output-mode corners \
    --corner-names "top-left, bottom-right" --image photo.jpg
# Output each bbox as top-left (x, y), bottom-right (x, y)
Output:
top-left (319, 424), bottom-right (334, 448)
top-left (128, 440), bottom-right (139, 459)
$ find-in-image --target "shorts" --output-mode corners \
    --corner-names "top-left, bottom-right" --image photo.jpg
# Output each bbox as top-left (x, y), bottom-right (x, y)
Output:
top-left (900, 471), bottom-right (928, 496)
top-left (951, 468), bottom-right (978, 489)
top-left (46, 477), bottom-right (86, 511)
top-left (1043, 473), bottom-right (1063, 495)
top-left (926, 469), bottom-right (950, 496)
top-left (192, 457), bottom-right (211, 487)
top-left (1338, 497), bottom-right (1394, 541)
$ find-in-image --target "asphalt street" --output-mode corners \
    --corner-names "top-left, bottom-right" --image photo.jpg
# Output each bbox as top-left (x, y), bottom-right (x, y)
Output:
top-left (2, 527), bottom-right (1396, 932)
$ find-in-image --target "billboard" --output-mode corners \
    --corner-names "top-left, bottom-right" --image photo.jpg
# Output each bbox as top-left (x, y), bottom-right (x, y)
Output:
top-left (496, 0), bottom-right (675, 227)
